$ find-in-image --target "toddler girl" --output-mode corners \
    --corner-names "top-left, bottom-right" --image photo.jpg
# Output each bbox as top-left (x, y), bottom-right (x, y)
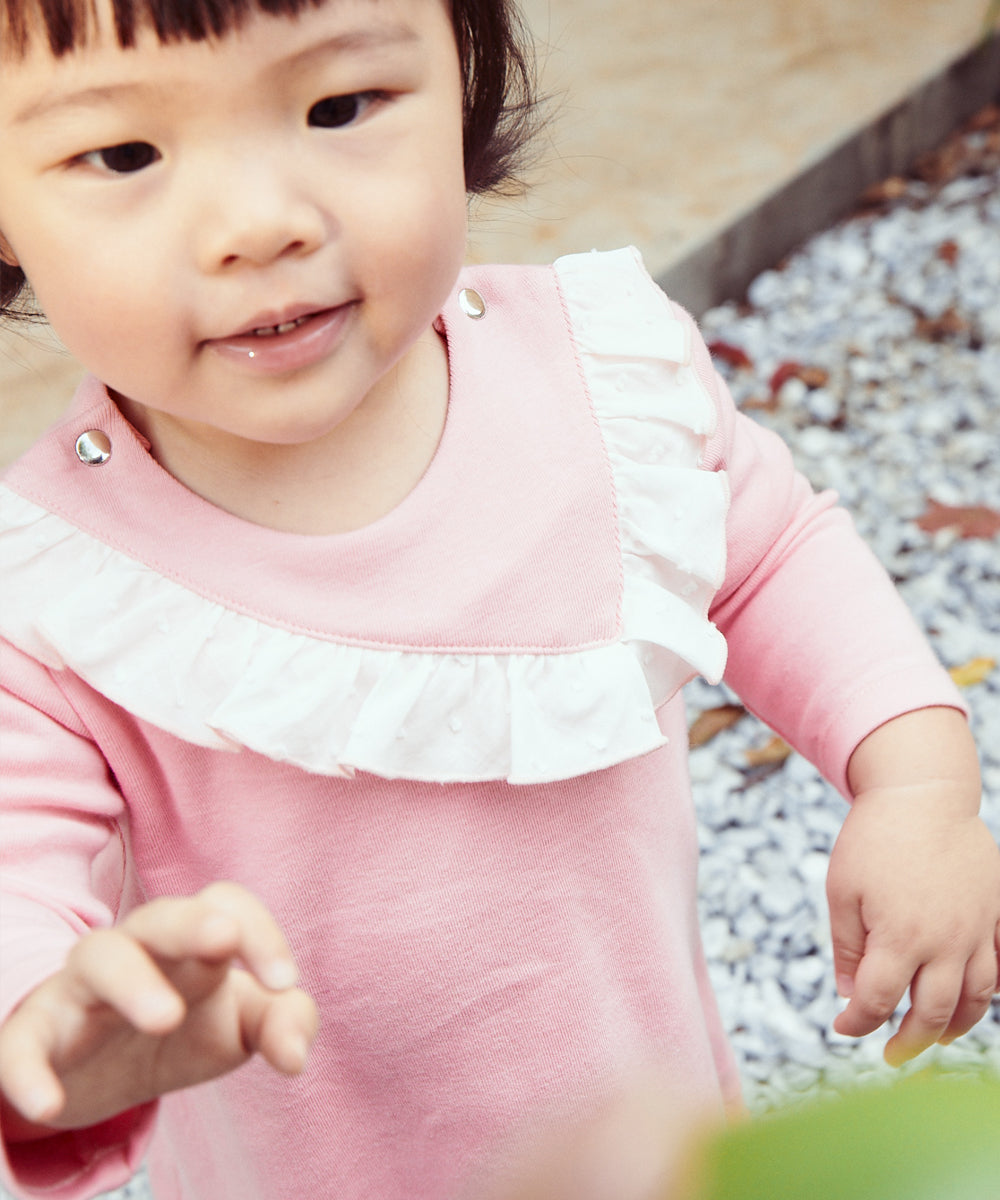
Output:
top-left (0, 0), bottom-right (998, 1197)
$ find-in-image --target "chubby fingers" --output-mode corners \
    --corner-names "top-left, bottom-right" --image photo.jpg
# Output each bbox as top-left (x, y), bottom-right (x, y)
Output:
top-left (0, 986), bottom-right (74, 1126)
top-left (122, 884), bottom-right (317, 1074)
top-left (122, 881), bottom-right (302, 993)
top-left (231, 969), bottom-right (320, 1076)
top-left (834, 943), bottom-right (997, 1067)
top-left (832, 943), bottom-right (912, 1041)
top-left (939, 940), bottom-right (1000, 1045)
top-left (0, 931), bottom-right (179, 1129)
top-left (882, 960), bottom-right (968, 1067)
top-left (44, 883), bottom-right (299, 1035)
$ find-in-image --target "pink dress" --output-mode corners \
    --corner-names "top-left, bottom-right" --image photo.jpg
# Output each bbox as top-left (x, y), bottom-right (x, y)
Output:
top-left (0, 249), bottom-right (963, 1199)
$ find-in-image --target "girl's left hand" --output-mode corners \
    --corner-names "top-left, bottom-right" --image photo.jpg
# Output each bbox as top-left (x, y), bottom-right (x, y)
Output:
top-left (826, 706), bottom-right (1000, 1066)
top-left (827, 781), bottom-right (1000, 1066)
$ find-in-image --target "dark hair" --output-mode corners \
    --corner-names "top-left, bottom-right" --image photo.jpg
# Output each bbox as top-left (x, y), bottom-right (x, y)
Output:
top-left (0, 0), bottom-right (539, 318)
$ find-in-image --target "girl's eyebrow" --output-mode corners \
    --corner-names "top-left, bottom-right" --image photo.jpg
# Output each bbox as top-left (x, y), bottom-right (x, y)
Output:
top-left (11, 25), bottom-right (420, 127)
top-left (12, 82), bottom-right (151, 126)
top-left (292, 24), bottom-right (420, 67)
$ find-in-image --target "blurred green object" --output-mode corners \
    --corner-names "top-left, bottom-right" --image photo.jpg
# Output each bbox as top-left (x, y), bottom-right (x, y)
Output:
top-left (696, 1071), bottom-right (1000, 1200)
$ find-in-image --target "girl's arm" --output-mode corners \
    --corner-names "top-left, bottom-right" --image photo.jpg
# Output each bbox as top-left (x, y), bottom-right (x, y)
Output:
top-left (676, 305), bottom-right (1000, 1061)
top-left (0, 645), bottom-right (317, 1196)
top-left (681, 298), bottom-right (968, 803)
top-left (829, 706), bottom-right (1000, 1065)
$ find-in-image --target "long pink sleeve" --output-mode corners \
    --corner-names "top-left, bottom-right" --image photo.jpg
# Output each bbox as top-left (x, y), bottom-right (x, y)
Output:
top-left (676, 302), bottom-right (965, 797)
top-left (0, 645), bottom-right (157, 1196)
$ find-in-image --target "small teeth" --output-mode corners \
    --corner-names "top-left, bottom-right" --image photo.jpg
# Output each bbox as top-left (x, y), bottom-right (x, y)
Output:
top-left (252, 315), bottom-right (311, 337)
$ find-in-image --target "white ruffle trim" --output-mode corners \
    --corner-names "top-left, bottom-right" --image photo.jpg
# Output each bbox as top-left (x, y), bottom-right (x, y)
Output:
top-left (555, 248), bottom-right (729, 701)
top-left (0, 248), bottom-right (727, 784)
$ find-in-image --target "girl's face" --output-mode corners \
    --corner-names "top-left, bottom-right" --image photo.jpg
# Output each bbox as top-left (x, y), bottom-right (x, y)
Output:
top-left (0, 0), bottom-right (468, 457)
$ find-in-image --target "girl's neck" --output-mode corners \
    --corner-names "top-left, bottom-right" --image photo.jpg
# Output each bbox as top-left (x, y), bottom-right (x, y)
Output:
top-left (117, 328), bottom-right (450, 536)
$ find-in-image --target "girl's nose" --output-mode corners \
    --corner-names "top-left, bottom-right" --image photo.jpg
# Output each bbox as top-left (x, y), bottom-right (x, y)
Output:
top-left (194, 162), bottom-right (328, 272)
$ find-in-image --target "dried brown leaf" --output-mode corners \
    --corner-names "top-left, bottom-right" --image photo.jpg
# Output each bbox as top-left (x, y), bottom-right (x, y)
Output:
top-left (797, 366), bottom-right (830, 388)
top-left (963, 103), bottom-right (1000, 134)
top-left (744, 735), bottom-right (792, 767)
top-left (912, 139), bottom-right (971, 185)
top-left (708, 341), bottom-right (754, 370)
top-left (742, 394), bottom-right (780, 412)
top-left (915, 307), bottom-right (969, 342)
top-left (936, 239), bottom-right (960, 265)
top-left (859, 176), bottom-right (909, 207)
top-left (948, 657), bottom-right (996, 688)
top-left (688, 704), bottom-right (747, 748)
top-left (916, 500), bottom-right (1000, 539)
top-left (769, 361), bottom-right (803, 396)
top-left (767, 361), bottom-right (829, 398)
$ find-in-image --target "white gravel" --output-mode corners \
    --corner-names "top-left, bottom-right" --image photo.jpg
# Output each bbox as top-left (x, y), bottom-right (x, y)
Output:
top-left (693, 114), bottom-right (1000, 1111)
top-left (5, 116), bottom-right (999, 1200)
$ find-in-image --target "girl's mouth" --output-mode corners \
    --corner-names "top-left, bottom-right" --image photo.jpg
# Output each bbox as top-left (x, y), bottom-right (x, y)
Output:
top-left (207, 305), bottom-right (353, 375)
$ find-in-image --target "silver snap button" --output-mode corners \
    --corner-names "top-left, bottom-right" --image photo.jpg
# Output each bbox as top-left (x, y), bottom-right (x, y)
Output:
top-left (75, 430), bottom-right (112, 466)
top-left (458, 288), bottom-right (486, 320)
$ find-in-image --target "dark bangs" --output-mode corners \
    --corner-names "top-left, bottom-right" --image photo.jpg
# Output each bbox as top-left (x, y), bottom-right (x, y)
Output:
top-left (1, 0), bottom-right (326, 56)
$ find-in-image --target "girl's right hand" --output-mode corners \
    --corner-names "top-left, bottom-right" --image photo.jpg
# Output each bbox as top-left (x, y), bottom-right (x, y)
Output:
top-left (0, 882), bottom-right (319, 1138)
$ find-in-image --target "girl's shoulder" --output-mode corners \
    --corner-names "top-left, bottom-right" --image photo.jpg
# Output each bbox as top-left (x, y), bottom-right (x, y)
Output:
top-left (464, 246), bottom-right (703, 364)
top-left (460, 245), bottom-right (728, 441)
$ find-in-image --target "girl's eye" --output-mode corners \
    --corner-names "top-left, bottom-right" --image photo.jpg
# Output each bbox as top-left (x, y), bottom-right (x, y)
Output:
top-left (308, 92), bottom-right (378, 129)
top-left (80, 142), bottom-right (161, 175)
